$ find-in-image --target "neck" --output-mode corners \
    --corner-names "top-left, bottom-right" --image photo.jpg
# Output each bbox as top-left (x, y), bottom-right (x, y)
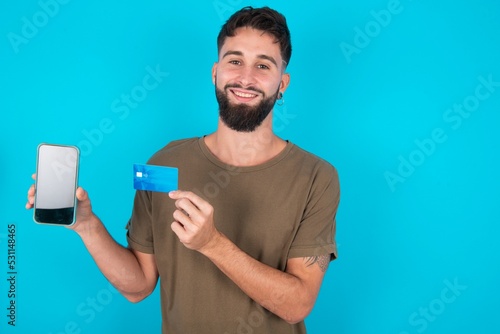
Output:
top-left (204, 112), bottom-right (286, 166)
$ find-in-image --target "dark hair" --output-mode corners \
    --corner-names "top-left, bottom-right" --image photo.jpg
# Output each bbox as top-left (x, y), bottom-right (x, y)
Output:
top-left (217, 6), bottom-right (292, 67)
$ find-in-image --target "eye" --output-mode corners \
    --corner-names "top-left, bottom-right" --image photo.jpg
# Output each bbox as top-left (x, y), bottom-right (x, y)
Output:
top-left (229, 60), bottom-right (241, 65)
top-left (257, 64), bottom-right (270, 70)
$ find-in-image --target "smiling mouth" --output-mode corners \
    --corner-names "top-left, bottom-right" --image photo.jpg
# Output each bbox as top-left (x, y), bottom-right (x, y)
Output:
top-left (232, 90), bottom-right (258, 98)
top-left (228, 88), bottom-right (262, 103)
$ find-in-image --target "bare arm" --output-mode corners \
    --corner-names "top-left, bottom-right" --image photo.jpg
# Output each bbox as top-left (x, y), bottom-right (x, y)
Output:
top-left (169, 190), bottom-right (330, 324)
top-left (202, 234), bottom-right (329, 324)
top-left (73, 208), bottom-right (159, 303)
top-left (26, 175), bottom-right (158, 302)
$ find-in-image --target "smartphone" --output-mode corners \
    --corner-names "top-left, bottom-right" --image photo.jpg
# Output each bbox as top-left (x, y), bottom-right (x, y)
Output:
top-left (33, 143), bottom-right (80, 226)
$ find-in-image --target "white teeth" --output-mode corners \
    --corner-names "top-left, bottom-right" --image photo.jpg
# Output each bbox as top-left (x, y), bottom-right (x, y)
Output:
top-left (233, 91), bottom-right (257, 98)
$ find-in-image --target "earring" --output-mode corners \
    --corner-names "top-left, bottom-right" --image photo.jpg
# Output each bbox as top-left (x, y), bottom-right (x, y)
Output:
top-left (277, 92), bottom-right (285, 106)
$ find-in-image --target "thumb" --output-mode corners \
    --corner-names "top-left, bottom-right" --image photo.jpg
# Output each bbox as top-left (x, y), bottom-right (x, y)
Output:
top-left (76, 187), bottom-right (88, 202)
top-left (75, 187), bottom-right (93, 217)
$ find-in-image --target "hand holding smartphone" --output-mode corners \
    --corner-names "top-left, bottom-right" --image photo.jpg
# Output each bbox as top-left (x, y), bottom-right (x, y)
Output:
top-left (33, 143), bottom-right (80, 226)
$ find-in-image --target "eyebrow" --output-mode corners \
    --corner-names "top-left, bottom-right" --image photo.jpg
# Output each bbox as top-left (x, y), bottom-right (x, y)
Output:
top-left (222, 50), bottom-right (279, 68)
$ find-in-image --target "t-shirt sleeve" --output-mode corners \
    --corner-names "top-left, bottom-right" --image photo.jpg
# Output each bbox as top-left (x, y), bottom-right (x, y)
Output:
top-left (288, 162), bottom-right (340, 261)
top-left (125, 189), bottom-right (155, 254)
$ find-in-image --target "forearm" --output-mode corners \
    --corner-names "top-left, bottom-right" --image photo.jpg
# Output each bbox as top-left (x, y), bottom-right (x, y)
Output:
top-left (201, 233), bottom-right (314, 324)
top-left (74, 215), bottom-right (154, 301)
top-left (168, 190), bottom-right (323, 322)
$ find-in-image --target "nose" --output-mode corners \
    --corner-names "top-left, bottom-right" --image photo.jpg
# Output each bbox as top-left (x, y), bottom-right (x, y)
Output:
top-left (235, 65), bottom-right (257, 87)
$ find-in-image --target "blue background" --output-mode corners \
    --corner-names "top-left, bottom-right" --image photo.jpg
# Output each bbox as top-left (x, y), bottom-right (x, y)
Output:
top-left (1, 0), bottom-right (500, 333)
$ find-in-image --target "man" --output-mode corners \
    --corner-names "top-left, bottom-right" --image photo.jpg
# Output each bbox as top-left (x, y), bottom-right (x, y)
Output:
top-left (27, 6), bottom-right (340, 333)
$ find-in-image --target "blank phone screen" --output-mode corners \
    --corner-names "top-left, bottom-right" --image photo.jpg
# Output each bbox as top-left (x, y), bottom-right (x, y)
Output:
top-left (34, 144), bottom-right (79, 225)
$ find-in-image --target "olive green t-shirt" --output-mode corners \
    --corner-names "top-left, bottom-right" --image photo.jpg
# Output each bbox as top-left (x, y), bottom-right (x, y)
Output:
top-left (126, 137), bottom-right (340, 334)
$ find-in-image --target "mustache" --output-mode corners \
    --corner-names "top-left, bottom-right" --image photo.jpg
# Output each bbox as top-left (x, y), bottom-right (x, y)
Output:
top-left (224, 83), bottom-right (265, 96)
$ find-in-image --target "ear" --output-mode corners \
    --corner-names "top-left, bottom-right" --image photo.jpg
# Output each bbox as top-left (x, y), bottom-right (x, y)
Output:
top-left (279, 72), bottom-right (291, 94)
top-left (211, 62), bottom-right (218, 85)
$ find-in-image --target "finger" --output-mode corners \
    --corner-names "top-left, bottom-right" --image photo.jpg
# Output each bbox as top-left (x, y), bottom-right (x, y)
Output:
top-left (31, 173), bottom-right (36, 181)
top-left (174, 198), bottom-right (202, 223)
top-left (169, 190), bottom-right (201, 209)
top-left (169, 190), bottom-right (211, 213)
top-left (172, 208), bottom-right (191, 226)
top-left (26, 184), bottom-right (36, 209)
top-left (173, 207), bottom-right (201, 235)
top-left (171, 221), bottom-right (188, 240)
top-left (27, 183), bottom-right (35, 198)
top-left (171, 221), bottom-right (199, 249)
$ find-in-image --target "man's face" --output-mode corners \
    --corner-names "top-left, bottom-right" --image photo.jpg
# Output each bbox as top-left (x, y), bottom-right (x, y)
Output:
top-left (212, 27), bottom-right (290, 132)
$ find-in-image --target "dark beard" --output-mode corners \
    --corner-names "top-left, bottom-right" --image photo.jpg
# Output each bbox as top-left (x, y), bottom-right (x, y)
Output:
top-left (215, 84), bottom-right (279, 132)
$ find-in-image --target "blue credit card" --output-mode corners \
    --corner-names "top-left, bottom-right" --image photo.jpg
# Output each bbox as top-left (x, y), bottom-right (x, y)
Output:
top-left (133, 163), bottom-right (178, 193)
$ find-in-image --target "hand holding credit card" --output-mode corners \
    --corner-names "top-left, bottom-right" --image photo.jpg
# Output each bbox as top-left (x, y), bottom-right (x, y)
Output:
top-left (133, 163), bottom-right (178, 193)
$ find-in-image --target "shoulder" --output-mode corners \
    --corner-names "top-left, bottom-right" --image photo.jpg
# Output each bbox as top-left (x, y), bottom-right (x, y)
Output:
top-left (147, 137), bottom-right (200, 165)
top-left (288, 144), bottom-right (341, 213)
top-left (288, 143), bottom-right (339, 184)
